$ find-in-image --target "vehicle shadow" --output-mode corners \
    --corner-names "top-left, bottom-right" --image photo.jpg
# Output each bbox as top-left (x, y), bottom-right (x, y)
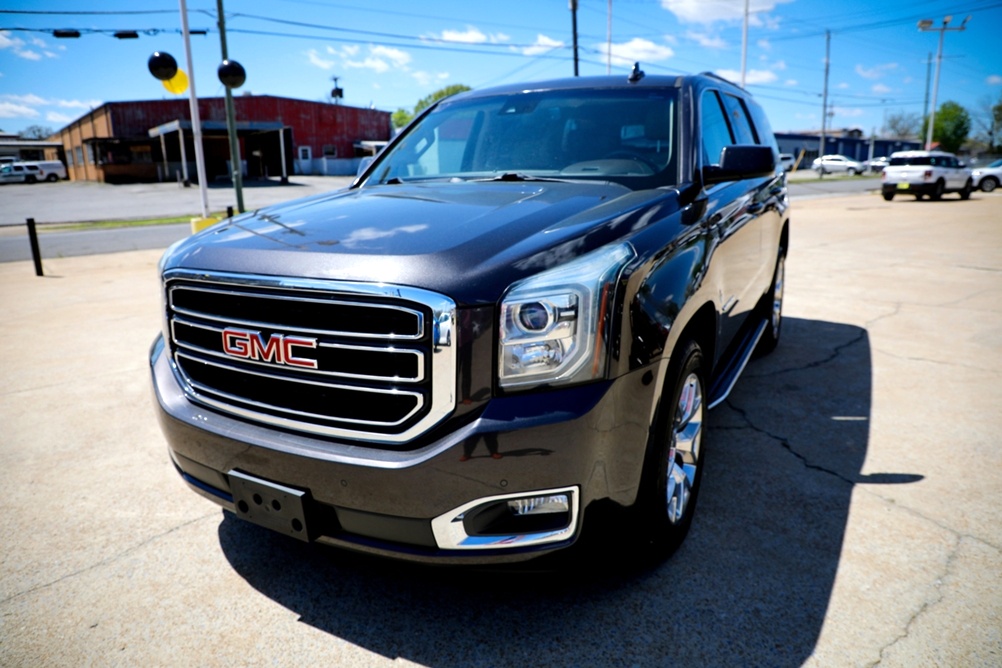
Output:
top-left (217, 317), bottom-right (920, 667)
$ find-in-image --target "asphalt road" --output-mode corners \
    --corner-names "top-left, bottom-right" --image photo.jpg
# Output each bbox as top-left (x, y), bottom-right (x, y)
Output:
top-left (1, 191), bottom-right (999, 666)
top-left (0, 171), bottom-right (874, 263)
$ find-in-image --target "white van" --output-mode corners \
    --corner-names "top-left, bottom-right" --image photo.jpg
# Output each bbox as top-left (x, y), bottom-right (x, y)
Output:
top-left (23, 160), bottom-right (67, 182)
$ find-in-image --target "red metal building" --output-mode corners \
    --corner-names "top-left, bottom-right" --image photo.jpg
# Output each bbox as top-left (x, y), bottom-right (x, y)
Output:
top-left (52, 95), bottom-right (390, 183)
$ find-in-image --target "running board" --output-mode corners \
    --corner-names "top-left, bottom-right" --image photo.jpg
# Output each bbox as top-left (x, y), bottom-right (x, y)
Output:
top-left (707, 318), bottom-right (767, 409)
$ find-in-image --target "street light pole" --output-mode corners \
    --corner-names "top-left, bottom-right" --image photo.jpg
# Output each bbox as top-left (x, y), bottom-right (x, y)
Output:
top-left (918, 16), bottom-right (970, 150)
top-left (178, 0), bottom-right (209, 218)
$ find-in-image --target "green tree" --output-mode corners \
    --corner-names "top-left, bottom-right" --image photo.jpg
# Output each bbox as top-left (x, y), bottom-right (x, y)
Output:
top-left (920, 101), bottom-right (971, 153)
top-left (391, 84), bottom-right (472, 130)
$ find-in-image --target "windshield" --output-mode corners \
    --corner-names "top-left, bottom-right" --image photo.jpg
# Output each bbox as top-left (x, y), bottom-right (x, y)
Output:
top-left (367, 87), bottom-right (678, 189)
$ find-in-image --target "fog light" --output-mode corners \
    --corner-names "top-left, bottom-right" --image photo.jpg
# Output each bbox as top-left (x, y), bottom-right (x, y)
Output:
top-left (508, 494), bottom-right (569, 516)
top-left (430, 486), bottom-right (579, 550)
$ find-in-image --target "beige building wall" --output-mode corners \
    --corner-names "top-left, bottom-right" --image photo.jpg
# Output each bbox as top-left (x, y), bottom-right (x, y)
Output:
top-left (59, 107), bottom-right (114, 182)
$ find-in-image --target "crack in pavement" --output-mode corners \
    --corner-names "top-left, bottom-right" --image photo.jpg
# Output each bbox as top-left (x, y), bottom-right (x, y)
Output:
top-left (0, 511), bottom-right (219, 607)
top-left (868, 533), bottom-right (962, 667)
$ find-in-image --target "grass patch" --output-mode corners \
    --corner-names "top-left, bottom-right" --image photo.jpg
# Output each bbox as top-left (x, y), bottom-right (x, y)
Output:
top-left (48, 212), bottom-right (229, 231)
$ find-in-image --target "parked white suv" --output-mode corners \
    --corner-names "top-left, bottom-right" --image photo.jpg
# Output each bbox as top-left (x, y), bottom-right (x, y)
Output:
top-left (881, 150), bottom-right (973, 201)
top-left (811, 154), bottom-right (865, 175)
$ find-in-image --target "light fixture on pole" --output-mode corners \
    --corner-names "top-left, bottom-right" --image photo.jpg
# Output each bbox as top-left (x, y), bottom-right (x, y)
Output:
top-left (918, 15), bottom-right (971, 150)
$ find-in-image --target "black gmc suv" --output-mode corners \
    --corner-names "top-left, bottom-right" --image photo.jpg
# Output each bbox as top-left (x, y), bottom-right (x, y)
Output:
top-left (151, 68), bottom-right (790, 564)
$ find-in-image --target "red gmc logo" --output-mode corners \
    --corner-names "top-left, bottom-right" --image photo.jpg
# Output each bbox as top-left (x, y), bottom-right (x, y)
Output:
top-left (221, 328), bottom-right (319, 369)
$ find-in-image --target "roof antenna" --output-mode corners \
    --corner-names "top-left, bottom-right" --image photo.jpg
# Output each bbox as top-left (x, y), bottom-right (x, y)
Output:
top-left (628, 62), bottom-right (645, 83)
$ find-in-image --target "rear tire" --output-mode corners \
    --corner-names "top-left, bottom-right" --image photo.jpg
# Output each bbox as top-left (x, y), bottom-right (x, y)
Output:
top-left (758, 251), bottom-right (785, 355)
top-left (931, 180), bottom-right (945, 201)
top-left (882, 192), bottom-right (894, 201)
top-left (635, 340), bottom-right (707, 561)
top-left (46, 174), bottom-right (58, 182)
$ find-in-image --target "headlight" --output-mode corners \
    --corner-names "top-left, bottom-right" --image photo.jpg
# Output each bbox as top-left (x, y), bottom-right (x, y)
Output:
top-left (499, 243), bottom-right (634, 389)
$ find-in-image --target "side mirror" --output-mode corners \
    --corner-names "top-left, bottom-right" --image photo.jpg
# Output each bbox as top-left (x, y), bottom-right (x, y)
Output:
top-left (703, 145), bottom-right (776, 185)
top-left (356, 156), bottom-right (375, 177)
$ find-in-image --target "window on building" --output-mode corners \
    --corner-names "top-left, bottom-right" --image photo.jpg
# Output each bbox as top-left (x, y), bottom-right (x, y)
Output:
top-left (75, 146), bottom-right (84, 165)
top-left (298, 146), bottom-right (312, 161)
top-left (322, 144), bottom-right (337, 157)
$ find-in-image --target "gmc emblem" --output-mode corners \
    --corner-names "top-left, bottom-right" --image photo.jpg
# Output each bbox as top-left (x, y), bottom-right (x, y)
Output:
top-left (221, 328), bottom-right (319, 369)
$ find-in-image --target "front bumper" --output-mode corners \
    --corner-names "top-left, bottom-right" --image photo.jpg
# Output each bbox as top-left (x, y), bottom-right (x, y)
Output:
top-left (151, 335), bottom-right (657, 563)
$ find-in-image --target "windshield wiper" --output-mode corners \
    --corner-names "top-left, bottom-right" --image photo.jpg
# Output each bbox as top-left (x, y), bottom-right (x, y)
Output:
top-left (476, 172), bottom-right (569, 183)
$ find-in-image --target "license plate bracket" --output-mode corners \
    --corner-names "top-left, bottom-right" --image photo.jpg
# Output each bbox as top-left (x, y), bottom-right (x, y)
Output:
top-left (228, 470), bottom-right (312, 542)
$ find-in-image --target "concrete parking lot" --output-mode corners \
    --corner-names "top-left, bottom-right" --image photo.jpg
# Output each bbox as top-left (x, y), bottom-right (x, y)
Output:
top-left (1, 191), bottom-right (1000, 666)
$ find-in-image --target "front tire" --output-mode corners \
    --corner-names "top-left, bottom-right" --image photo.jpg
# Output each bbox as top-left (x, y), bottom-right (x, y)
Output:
top-left (981, 176), bottom-right (998, 193)
top-left (636, 340), bottom-right (706, 560)
top-left (847, 168), bottom-right (857, 176)
top-left (960, 179), bottom-right (973, 200)
top-left (882, 192), bottom-right (895, 201)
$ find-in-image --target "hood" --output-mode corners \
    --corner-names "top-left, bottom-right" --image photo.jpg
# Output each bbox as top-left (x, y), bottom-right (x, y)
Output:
top-left (162, 180), bottom-right (681, 304)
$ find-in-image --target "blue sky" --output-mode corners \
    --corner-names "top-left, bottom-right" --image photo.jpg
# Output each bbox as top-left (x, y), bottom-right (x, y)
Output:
top-left (2, 0), bottom-right (1000, 139)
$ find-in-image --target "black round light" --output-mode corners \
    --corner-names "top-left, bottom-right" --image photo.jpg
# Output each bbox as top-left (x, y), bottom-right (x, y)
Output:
top-left (148, 51), bottom-right (178, 81)
top-left (218, 59), bottom-right (246, 89)
top-left (517, 302), bottom-right (551, 332)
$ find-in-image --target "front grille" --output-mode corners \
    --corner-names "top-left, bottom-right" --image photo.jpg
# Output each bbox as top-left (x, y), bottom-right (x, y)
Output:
top-left (163, 270), bottom-right (456, 446)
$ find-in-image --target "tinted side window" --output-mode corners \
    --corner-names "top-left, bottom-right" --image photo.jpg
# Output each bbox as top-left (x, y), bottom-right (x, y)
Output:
top-left (723, 94), bottom-right (756, 145)
top-left (701, 91), bottom-right (733, 166)
top-left (744, 98), bottom-right (780, 152)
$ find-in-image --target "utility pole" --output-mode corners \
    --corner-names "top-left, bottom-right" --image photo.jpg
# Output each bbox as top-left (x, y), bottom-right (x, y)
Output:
top-left (819, 29), bottom-right (830, 176)
top-left (216, 0), bottom-right (245, 213)
top-left (919, 16), bottom-right (971, 150)
top-left (570, 0), bottom-right (579, 77)
top-left (922, 52), bottom-right (932, 132)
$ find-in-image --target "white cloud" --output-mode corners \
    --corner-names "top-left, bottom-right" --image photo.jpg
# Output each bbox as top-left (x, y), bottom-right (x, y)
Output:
top-left (855, 63), bottom-right (898, 80)
top-left (662, 0), bottom-right (793, 24)
top-left (837, 82), bottom-right (850, 89)
top-left (306, 48), bottom-right (335, 70)
top-left (412, 71), bottom-right (449, 87)
top-left (16, 49), bottom-right (42, 61)
top-left (0, 31), bottom-right (25, 50)
top-left (370, 45), bottom-right (411, 68)
top-left (55, 98), bottom-right (101, 109)
top-left (988, 74), bottom-right (1002, 85)
top-left (2, 93), bottom-right (48, 106)
top-left (0, 102), bottom-right (40, 119)
top-left (757, 38), bottom-right (772, 51)
top-left (715, 68), bottom-right (778, 85)
top-left (30, 37), bottom-right (47, 48)
top-left (686, 31), bottom-right (726, 49)
top-left (785, 79), bottom-right (798, 86)
top-left (871, 83), bottom-right (891, 94)
top-left (46, 111), bottom-right (73, 123)
top-left (427, 26), bottom-right (509, 45)
top-left (522, 34), bottom-right (564, 56)
top-left (599, 38), bottom-right (674, 66)
top-left (331, 45), bottom-right (359, 57)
